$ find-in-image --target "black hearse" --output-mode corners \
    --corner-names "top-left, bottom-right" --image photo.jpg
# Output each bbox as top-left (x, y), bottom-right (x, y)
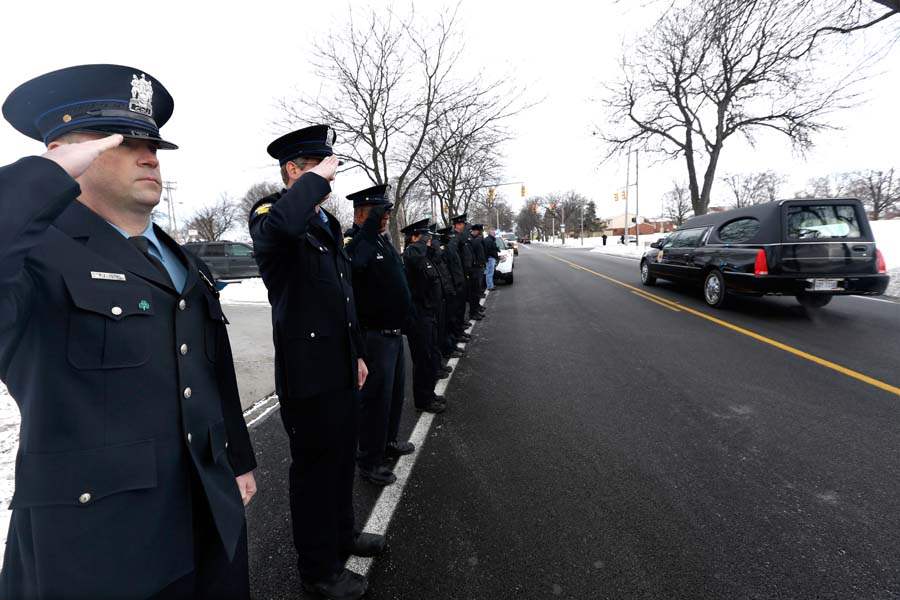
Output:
top-left (640, 198), bottom-right (890, 308)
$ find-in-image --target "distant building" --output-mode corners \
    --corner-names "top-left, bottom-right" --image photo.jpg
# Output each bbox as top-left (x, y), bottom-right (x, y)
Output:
top-left (602, 213), bottom-right (675, 236)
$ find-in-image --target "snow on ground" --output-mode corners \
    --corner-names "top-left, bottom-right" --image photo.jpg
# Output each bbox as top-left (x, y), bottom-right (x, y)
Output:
top-left (218, 278), bottom-right (270, 306)
top-left (0, 384), bottom-right (19, 566)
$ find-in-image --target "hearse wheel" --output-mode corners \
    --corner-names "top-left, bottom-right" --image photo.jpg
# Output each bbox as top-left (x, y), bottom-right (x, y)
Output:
top-left (796, 292), bottom-right (833, 308)
top-left (640, 260), bottom-right (656, 286)
top-left (703, 269), bottom-right (727, 308)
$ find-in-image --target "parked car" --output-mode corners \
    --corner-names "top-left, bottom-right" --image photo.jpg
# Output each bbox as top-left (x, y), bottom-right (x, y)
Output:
top-left (500, 232), bottom-right (519, 255)
top-left (494, 236), bottom-right (515, 284)
top-left (639, 199), bottom-right (889, 308)
top-left (184, 240), bottom-right (260, 281)
top-left (519, 237), bottom-right (531, 244)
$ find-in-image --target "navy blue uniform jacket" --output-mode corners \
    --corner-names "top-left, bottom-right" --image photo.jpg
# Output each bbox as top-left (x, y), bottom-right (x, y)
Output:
top-left (0, 157), bottom-right (256, 599)
top-left (248, 174), bottom-right (364, 400)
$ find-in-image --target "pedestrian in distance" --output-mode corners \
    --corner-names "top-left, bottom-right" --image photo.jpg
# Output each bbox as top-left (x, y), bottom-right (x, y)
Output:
top-left (401, 220), bottom-right (447, 414)
top-left (0, 64), bottom-right (257, 599)
top-left (343, 185), bottom-right (414, 488)
top-left (484, 227), bottom-right (500, 291)
top-left (602, 233), bottom-right (608, 246)
top-left (248, 125), bottom-right (378, 600)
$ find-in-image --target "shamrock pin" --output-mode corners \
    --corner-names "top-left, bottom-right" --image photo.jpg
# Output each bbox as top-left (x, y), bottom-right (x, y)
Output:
top-left (138, 300), bottom-right (151, 312)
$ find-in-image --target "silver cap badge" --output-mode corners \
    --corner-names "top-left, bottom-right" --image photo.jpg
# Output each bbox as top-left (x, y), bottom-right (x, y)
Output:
top-left (128, 73), bottom-right (154, 117)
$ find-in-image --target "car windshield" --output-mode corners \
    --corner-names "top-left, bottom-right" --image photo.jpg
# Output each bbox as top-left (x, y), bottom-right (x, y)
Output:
top-left (501, 234), bottom-right (515, 241)
top-left (786, 204), bottom-right (861, 240)
top-left (496, 237), bottom-right (507, 250)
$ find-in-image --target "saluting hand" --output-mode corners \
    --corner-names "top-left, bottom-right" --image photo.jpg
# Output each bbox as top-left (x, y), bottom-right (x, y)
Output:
top-left (309, 155), bottom-right (339, 182)
top-left (357, 358), bottom-right (368, 390)
top-left (42, 134), bottom-right (124, 179)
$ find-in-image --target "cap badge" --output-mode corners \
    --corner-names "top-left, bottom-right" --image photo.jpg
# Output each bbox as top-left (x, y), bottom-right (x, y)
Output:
top-left (128, 73), bottom-right (154, 117)
top-left (138, 299), bottom-right (151, 312)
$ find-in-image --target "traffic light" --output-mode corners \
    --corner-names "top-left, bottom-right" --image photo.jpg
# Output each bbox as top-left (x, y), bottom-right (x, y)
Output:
top-left (614, 192), bottom-right (619, 202)
top-left (520, 184), bottom-right (526, 197)
top-left (487, 188), bottom-right (495, 204)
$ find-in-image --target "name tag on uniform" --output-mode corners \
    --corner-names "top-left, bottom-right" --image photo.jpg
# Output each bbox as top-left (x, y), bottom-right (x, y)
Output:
top-left (91, 271), bottom-right (126, 282)
top-left (376, 253), bottom-right (384, 260)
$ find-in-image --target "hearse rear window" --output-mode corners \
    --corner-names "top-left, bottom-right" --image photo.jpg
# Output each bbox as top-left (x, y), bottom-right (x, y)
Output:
top-left (786, 205), bottom-right (861, 240)
top-left (718, 218), bottom-right (760, 243)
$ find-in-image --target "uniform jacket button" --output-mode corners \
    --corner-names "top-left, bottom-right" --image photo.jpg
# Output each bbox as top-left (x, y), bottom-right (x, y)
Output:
top-left (183, 387), bottom-right (192, 399)
top-left (178, 299), bottom-right (187, 311)
top-left (180, 343), bottom-right (189, 355)
top-left (310, 332), bottom-right (316, 338)
top-left (110, 306), bottom-right (123, 316)
top-left (79, 492), bottom-right (91, 504)
top-left (187, 433), bottom-right (192, 443)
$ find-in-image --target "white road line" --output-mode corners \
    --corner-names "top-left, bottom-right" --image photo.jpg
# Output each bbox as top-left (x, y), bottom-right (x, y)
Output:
top-left (848, 295), bottom-right (899, 305)
top-left (347, 289), bottom-right (490, 578)
top-left (246, 401), bottom-right (280, 428)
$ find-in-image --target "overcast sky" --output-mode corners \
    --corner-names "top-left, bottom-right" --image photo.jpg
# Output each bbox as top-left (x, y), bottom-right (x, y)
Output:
top-left (1, 1), bottom-right (898, 228)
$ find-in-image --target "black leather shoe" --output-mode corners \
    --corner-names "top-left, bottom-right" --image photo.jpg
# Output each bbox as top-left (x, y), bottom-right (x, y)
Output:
top-left (437, 371), bottom-right (450, 380)
top-left (385, 440), bottom-right (415, 458)
top-left (417, 401), bottom-right (446, 414)
top-left (302, 569), bottom-right (368, 600)
top-left (349, 532), bottom-right (386, 557)
top-left (470, 314), bottom-right (484, 321)
top-left (434, 395), bottom-right (448, 404)
top-left (441, 364), bottom-right (453, 373)
top-left (359, 465), bottom-right (397, 486)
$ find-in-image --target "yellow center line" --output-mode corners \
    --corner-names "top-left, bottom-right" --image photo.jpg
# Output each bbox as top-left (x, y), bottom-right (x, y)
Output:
top-left (631, 290), bottom-right (681, 312)
top-left (548, 253), bottom-right (900, 397)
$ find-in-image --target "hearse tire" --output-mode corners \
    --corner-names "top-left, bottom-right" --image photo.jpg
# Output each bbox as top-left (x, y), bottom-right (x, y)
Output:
top-left (796, 292), bottom-right (833, 308)
top-left (640, 260), bottom-right (657, 286)
top-left (703, 269), bottom-right (728, 308)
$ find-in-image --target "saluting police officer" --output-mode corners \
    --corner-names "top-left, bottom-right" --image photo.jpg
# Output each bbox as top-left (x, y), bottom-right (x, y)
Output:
top-left (401, 220), bottom-right (446, 414)
top-left (429, 227), bottom-right (464, 364)
top-left (0, 65), bottom-right (257, 599)
top-left (343, 185), bottom-right (414, 487)
top-left (248, 126), bottom-right (376, 600)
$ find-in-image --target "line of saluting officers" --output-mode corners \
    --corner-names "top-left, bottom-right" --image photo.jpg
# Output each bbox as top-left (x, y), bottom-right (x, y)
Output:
top-left (0, 63), bottom-right (491, 600)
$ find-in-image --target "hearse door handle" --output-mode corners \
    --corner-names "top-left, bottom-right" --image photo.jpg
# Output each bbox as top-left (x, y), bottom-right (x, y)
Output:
top-left (851, 245), bottom-right (867, 252)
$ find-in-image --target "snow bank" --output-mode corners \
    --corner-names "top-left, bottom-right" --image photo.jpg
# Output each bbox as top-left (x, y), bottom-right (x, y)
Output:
top-left (871, 220), bottom-right (900, 297)
top-left (218, 278), bottom-right (270, 306)
top-left (0, 385), bottom-right (19, 566)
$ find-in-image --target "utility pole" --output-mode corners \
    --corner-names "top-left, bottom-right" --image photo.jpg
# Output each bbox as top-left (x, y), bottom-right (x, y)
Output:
top-left (624, 153), bottom-right (631, 244)
top-left (561, 204), bottom-right (566, 245)
top-left (635, 151), bottom-right (640, 248)
top-left (162, 180), bottom-right (178, 236)
top-left (580, 203), bottom-right (584, 246)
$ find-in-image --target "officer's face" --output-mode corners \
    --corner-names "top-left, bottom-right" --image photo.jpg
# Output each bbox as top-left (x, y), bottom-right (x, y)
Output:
top-left (453, 222), bottom-right (464, 234)
top-left (75, 133), bottom-right (162, 210)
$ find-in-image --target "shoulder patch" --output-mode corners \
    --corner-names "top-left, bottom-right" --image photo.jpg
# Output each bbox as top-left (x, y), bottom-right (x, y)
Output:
top-left (253, 203), bottom-right (272, 218)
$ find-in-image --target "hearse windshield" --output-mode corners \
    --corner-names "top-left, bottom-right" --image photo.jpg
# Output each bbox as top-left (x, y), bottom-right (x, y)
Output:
top-left (785, 204), bottom-right (861, 240)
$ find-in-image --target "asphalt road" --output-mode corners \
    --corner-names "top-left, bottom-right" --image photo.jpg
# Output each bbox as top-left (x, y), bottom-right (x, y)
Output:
top-left (246, 244), bottom-right (900, 599)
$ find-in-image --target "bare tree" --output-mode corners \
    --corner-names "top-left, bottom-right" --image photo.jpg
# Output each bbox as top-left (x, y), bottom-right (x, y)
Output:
top-left (186, 194), bottom-right (240, 241)
top-left (601, 0), bottom-right (896, 215)
top-left (276, 6), bottom-right (526, 246)
top-left (795, 174), bottom-right (850, 198)
top-left (845, 168), bottom-right (899, 220)
top-left (516, 199), bottom-right (544, 239)
top-left (662, 181), bottom-right (693, 225)
top-left (721, 171), bottom-right (785, 208)
top-left (238, 181), bottom-right (282, 220)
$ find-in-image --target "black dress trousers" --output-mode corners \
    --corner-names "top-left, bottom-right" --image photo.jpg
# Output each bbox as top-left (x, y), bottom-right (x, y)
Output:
top-left (357, 330), bottom-right (405, 469)
top-left (280, 388), bottom-right (358, 581)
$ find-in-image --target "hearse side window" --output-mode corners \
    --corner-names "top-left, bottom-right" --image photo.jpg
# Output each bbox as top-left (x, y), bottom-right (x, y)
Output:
top-left (786, 205), bottom-right (861, 240)
top-left (669, 227), bottom-right (706, 248)
top-left (227, 243), bottom-right (254, 257)
top-left (718, 218), bottom-right (760, 243)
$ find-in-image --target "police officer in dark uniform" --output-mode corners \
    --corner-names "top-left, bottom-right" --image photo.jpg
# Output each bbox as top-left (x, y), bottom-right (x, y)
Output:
top-left (401, 220), bottom-right (446, 414)
top-left (437, 226), bottom-right (469, 346)
top-left (248, 125), bottom-right (376, 600)
top-left (449, 213), bottom-right (481, 324)
top-left (429, 227), bottom-right (464, 363)
top-left (343, 185), bottom-right (413, 487)
top-left (469, 223), bottom-right (488, 317)
top-left (0, 64), bottom-right (257, 599)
